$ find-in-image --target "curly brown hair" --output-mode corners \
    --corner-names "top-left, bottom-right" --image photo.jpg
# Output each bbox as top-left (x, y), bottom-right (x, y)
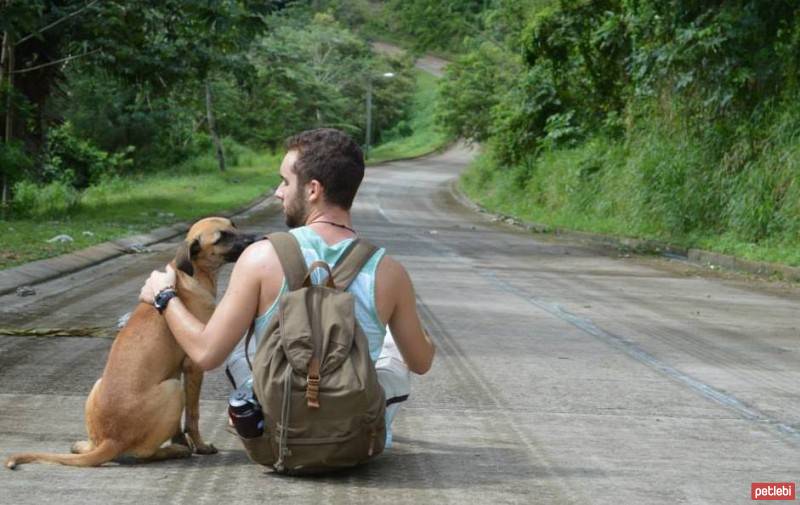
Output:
top-left (285, 128), bottom-right (365, 211)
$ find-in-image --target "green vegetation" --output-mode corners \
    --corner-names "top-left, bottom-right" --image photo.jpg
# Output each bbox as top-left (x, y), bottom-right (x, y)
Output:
top-left (0, 2), bottom-right (416, 212)
top-left (0, 60), bottom-right (447, 270)
top-left (0, 146), bottom-right (281, 269)
top-left (368, 70), bottom-right (450, 163)
top-left (393, 0), bottom-right (800, 267)
top-left (0, 1), bottom-right (454, 270)
top-left (366, 0), bottom-right (487, 54)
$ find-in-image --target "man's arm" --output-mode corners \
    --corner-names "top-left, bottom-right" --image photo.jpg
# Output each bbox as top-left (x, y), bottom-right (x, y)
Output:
top-left (140, 241), bottom-right (276, 370)
top-left (378, 256), bottom-right (435, 375)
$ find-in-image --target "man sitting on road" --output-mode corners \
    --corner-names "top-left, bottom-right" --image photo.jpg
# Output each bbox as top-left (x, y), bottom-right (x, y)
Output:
top-left (139, 127), bottom-right (435, 449)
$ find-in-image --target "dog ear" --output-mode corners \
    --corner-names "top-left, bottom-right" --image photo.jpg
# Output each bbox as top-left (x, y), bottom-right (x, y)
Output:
top-left (174, 238), bottom-right (201, 277)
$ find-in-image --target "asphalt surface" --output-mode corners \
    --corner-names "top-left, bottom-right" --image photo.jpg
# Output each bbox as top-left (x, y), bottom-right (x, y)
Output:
top-left (2, 144), bottom-right (800, 504)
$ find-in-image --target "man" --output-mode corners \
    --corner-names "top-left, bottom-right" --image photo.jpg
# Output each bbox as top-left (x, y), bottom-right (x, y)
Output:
top-left (139, 128), bottom-right (434, 447)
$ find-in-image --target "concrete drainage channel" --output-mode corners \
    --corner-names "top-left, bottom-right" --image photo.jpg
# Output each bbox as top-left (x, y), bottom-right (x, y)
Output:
top-left (448, 179), bottom-right (800, 283)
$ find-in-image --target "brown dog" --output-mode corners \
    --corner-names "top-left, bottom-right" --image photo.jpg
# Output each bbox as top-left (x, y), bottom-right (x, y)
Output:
top-left (6, 217), bottom-right (256, 469)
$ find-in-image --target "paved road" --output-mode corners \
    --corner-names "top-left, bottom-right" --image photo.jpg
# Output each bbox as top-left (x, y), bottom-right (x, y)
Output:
top-left (2, 145), bottom-right (800, 504)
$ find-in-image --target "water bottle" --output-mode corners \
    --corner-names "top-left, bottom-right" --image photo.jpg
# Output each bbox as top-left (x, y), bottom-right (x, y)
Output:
top-left (228, 379), bottom-right (264, 439)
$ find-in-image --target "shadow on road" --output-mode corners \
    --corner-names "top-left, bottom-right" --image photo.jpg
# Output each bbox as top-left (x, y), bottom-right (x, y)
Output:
top-left (243, 435), bottom-right (609, 489)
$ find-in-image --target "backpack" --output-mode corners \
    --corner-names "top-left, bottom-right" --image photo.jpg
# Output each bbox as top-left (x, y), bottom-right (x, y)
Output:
top-left (240, 231), bottom-right (386, 474)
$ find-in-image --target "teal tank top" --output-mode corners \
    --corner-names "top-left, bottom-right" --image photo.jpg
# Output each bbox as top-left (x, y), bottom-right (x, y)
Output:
top-left (251, 226), bottom-right (387, 360)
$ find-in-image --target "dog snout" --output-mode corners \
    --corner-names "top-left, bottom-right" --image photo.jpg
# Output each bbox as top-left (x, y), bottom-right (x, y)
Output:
top-left (223, 233), bottom-right (259, 262)
top-left (239, 233), bottom-right (259, 247)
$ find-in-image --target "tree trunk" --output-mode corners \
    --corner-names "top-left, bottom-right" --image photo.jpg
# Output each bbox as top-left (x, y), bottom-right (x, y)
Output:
top-left (0, 30), bottom-right (6, 89)
top-left (1, 29), bottom-right (12, 216)
top-left (364, 79), bottom-right (372, 160)
top-left (3, 32), bottom-right (12, 144)
top-left (205, 80), bottom-right (225, 172)
top-left (1, 31), bottom-right (7, 216)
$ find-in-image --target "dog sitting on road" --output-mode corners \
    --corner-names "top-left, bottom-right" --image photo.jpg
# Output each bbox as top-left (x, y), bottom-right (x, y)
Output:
top-left (6, 217), bottom-right (256, 469)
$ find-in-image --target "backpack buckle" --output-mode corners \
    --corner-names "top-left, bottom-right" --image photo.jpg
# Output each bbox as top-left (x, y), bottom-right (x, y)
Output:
top-left (306, 375), bottom-right (320, 409)
top-left (306, 357), bottom-right (321, 409)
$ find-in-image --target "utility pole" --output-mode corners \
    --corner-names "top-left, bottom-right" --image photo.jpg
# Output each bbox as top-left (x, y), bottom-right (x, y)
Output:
top-left (205, 79), bottom-right (226, 172)
top-left (364, 78), bottom-right (372, 160)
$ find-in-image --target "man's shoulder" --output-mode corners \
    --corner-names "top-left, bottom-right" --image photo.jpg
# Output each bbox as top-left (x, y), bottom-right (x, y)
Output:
top-left (235, 239), bottom-right (281, 276)
top-left (375, 253), bottom-right (410, 287)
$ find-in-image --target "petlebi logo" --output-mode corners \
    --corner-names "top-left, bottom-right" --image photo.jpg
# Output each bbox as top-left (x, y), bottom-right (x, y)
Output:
top-left (752, 483), bottom-right (796, 500)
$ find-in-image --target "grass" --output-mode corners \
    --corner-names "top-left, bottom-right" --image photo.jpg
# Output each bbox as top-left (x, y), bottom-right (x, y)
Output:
top-left (461, 142), bottom-right (800, 269)
top-left (367, 70), bottom-right (450, 164)
top-left (0, 148), bottom-right (282, 269)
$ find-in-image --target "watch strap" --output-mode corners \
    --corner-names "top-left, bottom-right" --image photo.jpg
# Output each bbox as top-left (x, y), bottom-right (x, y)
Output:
top-left (154, 288), bottom-right (177, 314)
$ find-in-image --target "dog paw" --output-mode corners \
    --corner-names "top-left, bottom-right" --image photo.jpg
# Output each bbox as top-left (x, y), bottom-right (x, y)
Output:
top-left (194, 443), bottom-right (218, 455)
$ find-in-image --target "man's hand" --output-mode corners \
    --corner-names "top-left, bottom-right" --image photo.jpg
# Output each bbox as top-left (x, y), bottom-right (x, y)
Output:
top-left (139, 265), bottom-right (177, 305)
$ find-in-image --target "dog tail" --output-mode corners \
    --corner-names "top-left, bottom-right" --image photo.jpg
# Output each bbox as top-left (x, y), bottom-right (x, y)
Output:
top-left (5, 440), bottom-right (121, 469)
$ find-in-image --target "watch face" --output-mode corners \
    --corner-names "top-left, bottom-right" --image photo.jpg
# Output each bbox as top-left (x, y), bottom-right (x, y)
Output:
top-left (155, 290), bottom-right (175, 312)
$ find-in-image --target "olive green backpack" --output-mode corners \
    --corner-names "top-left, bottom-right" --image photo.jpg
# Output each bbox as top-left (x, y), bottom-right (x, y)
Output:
top-left (240, 232), bottom-right (386, 474)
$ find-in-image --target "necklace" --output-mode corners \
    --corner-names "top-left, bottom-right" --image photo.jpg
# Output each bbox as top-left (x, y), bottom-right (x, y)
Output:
top-left (308, 219), bottom-right (357, 235)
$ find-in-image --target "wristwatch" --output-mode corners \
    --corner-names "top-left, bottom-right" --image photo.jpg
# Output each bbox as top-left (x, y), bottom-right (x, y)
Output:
top-left (153, 287), bottom-right (178, 314)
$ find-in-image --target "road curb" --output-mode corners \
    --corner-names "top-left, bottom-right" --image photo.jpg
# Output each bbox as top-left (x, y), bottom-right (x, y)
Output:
top-left (449, 179), bottom-right (800, 283)
top-left (686, 249), bottom-right (800, 282)
top-left (0, 192), bottom-right (280, 297)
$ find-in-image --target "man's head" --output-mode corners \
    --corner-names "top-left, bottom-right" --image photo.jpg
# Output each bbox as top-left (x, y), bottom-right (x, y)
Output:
top-left (275, 128), bottom-right (365, 228)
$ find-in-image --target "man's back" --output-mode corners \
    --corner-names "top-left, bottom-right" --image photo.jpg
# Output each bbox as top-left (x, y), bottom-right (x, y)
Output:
top-left (226, 225), bottom-right (388, 387)
top-left (238, 223), bottom-right (433, 375)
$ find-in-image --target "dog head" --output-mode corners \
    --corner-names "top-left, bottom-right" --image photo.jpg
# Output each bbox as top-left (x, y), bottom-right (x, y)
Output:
top-left (173, 217), bottom-right (258, 278)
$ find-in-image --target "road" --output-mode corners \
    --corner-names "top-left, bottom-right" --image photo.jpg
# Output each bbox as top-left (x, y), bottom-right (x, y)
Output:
top-left (2, 144), bottom-right (800, 504)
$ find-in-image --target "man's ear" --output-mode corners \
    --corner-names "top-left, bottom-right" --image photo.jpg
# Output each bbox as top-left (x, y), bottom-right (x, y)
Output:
top-left (174, 238), bottom-right (201, 276)
top-left (308, 179), bottom-right (323, 203)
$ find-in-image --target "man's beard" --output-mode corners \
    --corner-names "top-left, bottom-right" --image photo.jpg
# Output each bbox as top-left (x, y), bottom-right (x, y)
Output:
top-left (284, 196), bottom-right (308, 229)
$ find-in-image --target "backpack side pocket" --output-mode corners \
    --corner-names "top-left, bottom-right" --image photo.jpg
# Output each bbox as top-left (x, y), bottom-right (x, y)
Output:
top-left (238, 432), bottom-right (277, 466)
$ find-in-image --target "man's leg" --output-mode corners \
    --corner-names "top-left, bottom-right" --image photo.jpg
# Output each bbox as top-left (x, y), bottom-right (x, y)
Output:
top-left (376, 328), bottom-right (411, 448)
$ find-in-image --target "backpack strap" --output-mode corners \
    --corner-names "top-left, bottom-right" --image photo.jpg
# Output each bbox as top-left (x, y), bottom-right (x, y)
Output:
top-left (243, 232), bottom-right (307, 371)
top-left (332, 238), bottom-right (379, 291)
top-left (243, 319), bottom-right (256, 372)
top-left (267, 232), bottom-right (308, 291)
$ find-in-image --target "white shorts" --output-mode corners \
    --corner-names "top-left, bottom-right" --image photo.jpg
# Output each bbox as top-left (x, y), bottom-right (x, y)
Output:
top-left (375, 329), bottom-right (411, 448)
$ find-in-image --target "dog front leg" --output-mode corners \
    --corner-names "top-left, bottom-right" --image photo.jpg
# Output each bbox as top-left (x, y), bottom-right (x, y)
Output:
top-left (180, 357), bottom-right (218, 455)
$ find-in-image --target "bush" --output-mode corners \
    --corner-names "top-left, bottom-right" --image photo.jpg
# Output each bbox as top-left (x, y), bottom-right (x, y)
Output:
top-left (489, 64), bottom-right (562, 164)
top-left (12, 179), bottom-right (80, 218)
top-left (0, 140), bottom-right (34, 193)
top-left (80, 176), bottom-right (133, 208)
top-left (436, 42), bottom-right (519, 144)
top-left (57, 69), bottom-right (195, 172)
top-left (44, 122), bottom-right (132, 189)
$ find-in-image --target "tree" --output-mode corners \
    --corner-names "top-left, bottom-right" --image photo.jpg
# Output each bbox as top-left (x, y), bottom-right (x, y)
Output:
top-left (245, 10), bottom-right (415, 149)
top-left (0, 0), bottom-right (283, 204)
